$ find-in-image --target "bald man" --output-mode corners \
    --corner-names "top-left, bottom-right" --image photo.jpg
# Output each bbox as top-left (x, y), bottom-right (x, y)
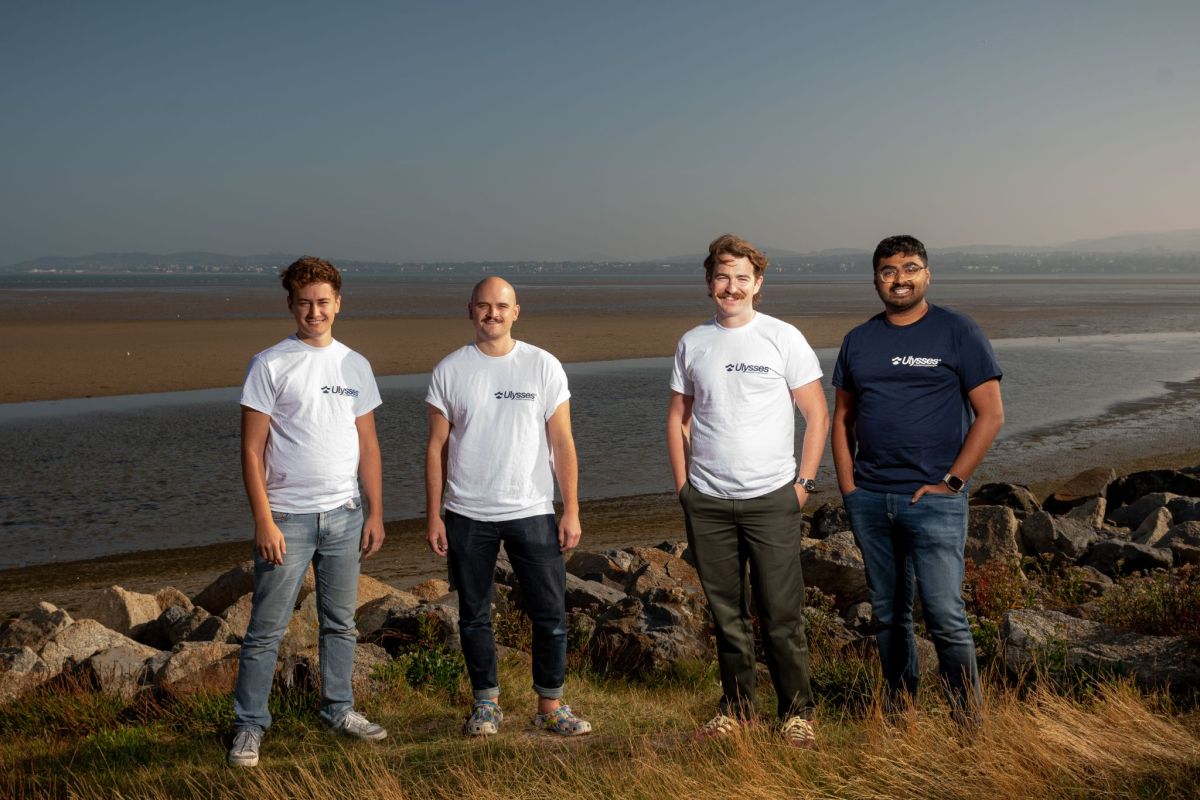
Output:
top-left (424, 277), bottom-right (590, 737)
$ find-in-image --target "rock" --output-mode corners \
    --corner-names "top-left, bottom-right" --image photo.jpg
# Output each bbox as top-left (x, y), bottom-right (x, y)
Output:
top-left (1168, 497), bottom-right (1200, 524)
top-left (1065, 565), bottom-right (1113, 597)
top-left (1066, 496), bottom-right (1106, 529)
top-left (357, 574), bottom-right (402, 609)
top-left (1082, 540), bottom-right (1173, 577)
top-left (654, 540), bottom-right (691, 562)
top-left (360, 602), bottom-right (460, 655)
top-left (801, 532), bottom-right (869, 611)
top-left (1003, 608), bottom-right (1200, 692)
top-left (565, 549), bottom-right (634, 591)
top-left (193, 561), bottom-right (316, 615)
top-left (1108, 492), bottom-right (1179, 529)
top-left (38, 619), bottom-right (152, 675)
top-left (280, 642), bottom-right (392, 699)
top-left (1043, 467), bottom-right (1116, 514)
top-left (1107, 469), bottom-right (1200, 511)
top-left (409, 579), bottom-right (450, 602)
top-left (80, 645), bottom-right (161, 699)
top-left (138, 605), bottom-right (195, 649)
top-left (278, 593), bottom-right (321, 660)
top-left (1160, 520), bottom-right (1200, 548)
top-left (966, 505), bottom-right (1020, 565)
top-left (155, 587), bottom-right (193, 613)
top-left (810, 502), bottom-right (850, 540)
top-left (221, 593), bottom-right (255, 640)
top-left (970, 483), bottom-right (1041, 519)
top-left (588, 592), bottom-right (712, 677)
top-left (185, 614), bottom-right (239, 645)
top-left (849, 635), bottom-right (940, 676)
top-left (87, 586), bottom-right (161, 639)
top-left (627, 547), bottom-right (703, 592)
top-left (563, 575), bottom-right (626, 612)
top-left (841, 602), bottom-right (874, 633)
top-left (0, 602), bottom-right (74, 650)
top-left (356, 592), bottom-right (421, 638)
top-left (0, 647), bottom-right (51, 702)
top-left (1133, 507), bottom-right (1174, 547)
top-left (1171, 543), bottom-right (1200, 567)
top-left (155, 642), bottom-right (241, 697)
top-left (1020, 511), bottom-right (1097, 560)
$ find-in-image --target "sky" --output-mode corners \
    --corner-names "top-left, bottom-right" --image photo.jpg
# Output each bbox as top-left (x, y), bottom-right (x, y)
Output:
top-left (2, 1), bottom-right (1198, 264)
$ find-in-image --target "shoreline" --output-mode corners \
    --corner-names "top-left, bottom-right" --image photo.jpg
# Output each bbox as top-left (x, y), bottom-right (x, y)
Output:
top-left (4, 449), bottom-right (1198, 618)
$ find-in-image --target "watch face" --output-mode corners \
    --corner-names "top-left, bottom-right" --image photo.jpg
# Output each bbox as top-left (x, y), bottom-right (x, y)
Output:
top-left (944, 474), bottom-right (964, 492)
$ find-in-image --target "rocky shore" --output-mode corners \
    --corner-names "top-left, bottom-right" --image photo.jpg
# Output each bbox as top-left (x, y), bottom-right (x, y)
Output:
top-left (4, 463), bottom-right (1199, 706)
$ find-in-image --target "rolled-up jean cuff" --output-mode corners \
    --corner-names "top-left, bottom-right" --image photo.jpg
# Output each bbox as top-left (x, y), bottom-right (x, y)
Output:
top-left (473, 686), bottom-right (501, 701)
top-left (534, 683), bottom-right (564, 700)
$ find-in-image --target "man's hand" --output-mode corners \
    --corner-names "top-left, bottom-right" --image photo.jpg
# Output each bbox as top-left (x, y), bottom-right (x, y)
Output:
top-left (911, 482), bottom-right (956, 504)
top-left (427, 516), bottom-right (448, 557)
top-left (255, 520), bottom-right (287, 565)
top-left (361, 516), bottom-right (385, 559)
top-left (558, 510), bottom-right (582, 553)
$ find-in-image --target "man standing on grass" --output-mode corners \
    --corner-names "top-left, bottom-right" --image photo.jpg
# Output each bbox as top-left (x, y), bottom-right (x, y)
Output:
top-left (667, 234), bottom-right (829, 747)
top-left (228, 256), bottom-right (388, 768)
top-left (832, 235), bottom-right (1004, 725)
top-left (424, 276), bottom-right (591, 738)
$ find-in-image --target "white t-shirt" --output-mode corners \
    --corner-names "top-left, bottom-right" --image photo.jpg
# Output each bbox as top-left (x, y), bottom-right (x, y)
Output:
top-left (426, 341), bottom-right (570, 522)
top-left (240, 335), bottom-right (382, 514)
top-left (670, 313), bottom-right (823, 499)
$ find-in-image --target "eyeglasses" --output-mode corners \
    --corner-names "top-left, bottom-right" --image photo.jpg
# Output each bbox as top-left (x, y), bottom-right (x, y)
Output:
top-left (876, 264), bottom-right (926, 282)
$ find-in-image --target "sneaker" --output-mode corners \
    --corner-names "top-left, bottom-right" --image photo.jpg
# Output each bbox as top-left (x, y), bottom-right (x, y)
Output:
top-left (227, 729), bottom-right (262, 767)
top-left (463, 699), bottom-right (504, 737)
top-left (781, 715), bottom-right (817, 748)
top-left (531, 704), bottom-right (592, 736)
top-left (695, 713), bottom-right (741, 740)
top-left (330, 709), bottom-right (388, 741)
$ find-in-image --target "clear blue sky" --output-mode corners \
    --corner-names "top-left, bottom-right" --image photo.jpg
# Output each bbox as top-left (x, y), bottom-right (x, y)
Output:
top-left (2, 1), bottom-right (1197, 263)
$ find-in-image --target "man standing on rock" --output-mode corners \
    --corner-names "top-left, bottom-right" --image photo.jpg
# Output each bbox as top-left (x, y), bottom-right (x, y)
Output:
top-left (832, 235), bottom-right (1004, 725)
top-left (424, 276), bottom-right (591, 738)
top-left (667, 233), bottom-right (829, 747)
top-left (228, 256), bottom-right (388, 768)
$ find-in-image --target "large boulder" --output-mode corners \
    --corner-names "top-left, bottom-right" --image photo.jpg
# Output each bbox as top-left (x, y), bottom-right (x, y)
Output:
top-left (79, 644), bottom-right (162, 699)
top-left (1106, 469), bottom-right (1200, 510)
top-left (409, 579), bottom-right (451, 602)
top-left (1043, 467), bottom-right (1115, 514)
top-left (0, 647), bottom-right (51, 702)
top-left (563, 575), bottom-right (626, 612)
top-left (966, 505), bottom-right (1020, 565)
top-left (38, 619), bottom-right (151, 675)
top-left (810, 501), bottom-right (851, 540)
top-left (1108, 492), bottom-right (1179, 529)
top-left (86, 586), bottom-right (161, 639)
top-left (155, 642), bottom-right (241, 697)
top-left (589, 590), bottom-right (712, 677)
top-left (356, 574), bottom-right (404, 609)
top-left (801, 532), bottom-right (869, 611)
top-left (566, 549), bottom-right (638, 591)
top-left (360, 602), bottom-right (460, 655)
top-left (1066, 496), bottom-right (1106, 530)
top-left (971, 483), bottom-right (1041, 519)
top-left (1020, 511), bottom-right (1097, 560)
top-left (221, 594), bottom-right (255, 641)
top-left (1168, 497), bottom-right (1200, 524)
top-left (1133, 507), bottom-right (1174, 547)
top-left (356, 592), bottom-right (421, 639)
top-left (154, 587), bottom-right (194, 614)
top-left (192, 561), bottom-right (315, 615)
top-left (0, 602), bottom-right (74, 650)
top-left (1003, 608), bottom-right (1200, 692)
top-left (1082, 540), bottom-right (1173, 577)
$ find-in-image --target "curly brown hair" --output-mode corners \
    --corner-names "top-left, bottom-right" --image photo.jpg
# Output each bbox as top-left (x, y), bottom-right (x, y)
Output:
top-left (280, 256), bottom-right (342, 297)
top-left (703, 234), bottom-right (769, 305)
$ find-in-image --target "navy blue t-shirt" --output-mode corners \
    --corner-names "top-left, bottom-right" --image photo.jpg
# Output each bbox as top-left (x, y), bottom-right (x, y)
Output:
top-left (832, 304), bottom-right (1002, 493)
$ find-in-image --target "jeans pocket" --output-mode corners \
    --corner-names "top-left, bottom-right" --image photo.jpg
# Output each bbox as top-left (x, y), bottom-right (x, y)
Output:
top-left (270, 510), bottom-right (291, 522)
top-left (342, 496), bottom-right (361, 511)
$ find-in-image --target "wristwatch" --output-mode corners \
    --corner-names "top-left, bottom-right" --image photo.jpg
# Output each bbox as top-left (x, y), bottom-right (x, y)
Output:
top-left (795, 477), bottom-right (817, 492)
top-left (942, 473), bottom-right (965, 493)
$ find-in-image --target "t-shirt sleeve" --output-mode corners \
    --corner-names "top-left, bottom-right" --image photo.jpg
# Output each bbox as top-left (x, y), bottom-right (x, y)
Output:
top-left (669, 339), bottom-right (693, 395)
top-left (543, 357), bottom-right (571, 422)
top-left (352, 357), bottom-right (383, 417)
top-left (831, 337), bottom-right (853, 391)
top-left (239, 356), bottom-right (275, 415)
top-left (783, 326), bottom-right (823, 389)
top-left (425, 364), bottom-right (451, 420)
top-left (955, 318), bottom-right (1003, 391)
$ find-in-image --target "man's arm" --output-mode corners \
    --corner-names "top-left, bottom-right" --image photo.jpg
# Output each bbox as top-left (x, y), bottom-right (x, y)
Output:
top-left (831, 388), bottom-right (859, 496)
top-left (911, 378), bottom-right (1005, 503)
top-left (424, 406), bottom-right (452, 556)
top-left (791, 379), bottom-right (829, 507)
top-left (547, 400), bottom-right (581, 553)
top-left (241, 406), bottom-right (286, 565)
top-left (355, 411), bottom-right (385, 558)
top-left (666, 391), bottom-right (694, 493)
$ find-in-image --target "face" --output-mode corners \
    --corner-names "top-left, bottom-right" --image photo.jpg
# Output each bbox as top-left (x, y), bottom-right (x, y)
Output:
top-left (707, 254), bottom-right (762, 321)
top-left (288, 281), bottom-right (341, 342)
top-left (468, 278), bottom-right (519, 342)
top-left (874, 252), bottom-right (930, 313)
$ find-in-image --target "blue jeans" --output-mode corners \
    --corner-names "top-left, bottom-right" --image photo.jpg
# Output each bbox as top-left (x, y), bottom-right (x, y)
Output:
top-left (445, 510), bottom-right (567, 701)
top-left (841, 488), bottom-right (981, 721)
top-left (233, 497), bottom-right (363, 732)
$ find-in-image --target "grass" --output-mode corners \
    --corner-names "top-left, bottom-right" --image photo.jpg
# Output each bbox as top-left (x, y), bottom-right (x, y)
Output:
top-left (3, 652), bottom-right (1199, 800)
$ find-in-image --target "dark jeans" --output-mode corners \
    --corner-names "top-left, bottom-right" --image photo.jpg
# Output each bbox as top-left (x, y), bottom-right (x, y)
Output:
top-left (842, 488), bottom-right (981, 723)
top-left (445, 510), bottom-right (567, 701)
top-left (680, 480), bottom-right (814, 720)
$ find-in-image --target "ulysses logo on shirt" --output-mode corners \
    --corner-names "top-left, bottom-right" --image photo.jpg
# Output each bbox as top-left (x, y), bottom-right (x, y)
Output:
top-left (321, 385), bottom-right (361, 397)
top-left (494, 390), bottom-right (537, 401)
top-left (725, 363), bottom-right (771, 374)
top-left (890, 355), bottom-right (942, 368)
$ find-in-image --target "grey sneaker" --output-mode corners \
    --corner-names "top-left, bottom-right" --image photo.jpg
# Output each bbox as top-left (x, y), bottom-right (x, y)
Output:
top-left (463, 699), bottom-right (503, 736)
top-left (227, 729), bottom-right (262, 767)
top-left (331, 709), bottom-right (388, 741)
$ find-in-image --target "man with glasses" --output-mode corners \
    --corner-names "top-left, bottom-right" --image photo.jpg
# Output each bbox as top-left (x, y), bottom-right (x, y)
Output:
top-left (831, 235), bottom-right (1004, 726)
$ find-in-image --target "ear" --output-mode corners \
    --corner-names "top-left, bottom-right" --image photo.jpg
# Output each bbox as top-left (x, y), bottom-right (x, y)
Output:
top-left (512, 303), bottom-right (520, 322)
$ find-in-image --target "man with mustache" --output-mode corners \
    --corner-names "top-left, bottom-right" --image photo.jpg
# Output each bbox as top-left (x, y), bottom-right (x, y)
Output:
top-left (667, 234), bottom-right (829, 747)
top-left (832, 235), bottom-right (1004, 726)
top-left (425, 276), bottom-right (590, 737)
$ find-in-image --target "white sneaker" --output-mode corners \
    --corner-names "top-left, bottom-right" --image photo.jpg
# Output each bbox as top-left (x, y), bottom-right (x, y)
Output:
top-left (331, 709), bottom-right (388, 741)
top-left (227, 729), bottom-right (262, 767)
